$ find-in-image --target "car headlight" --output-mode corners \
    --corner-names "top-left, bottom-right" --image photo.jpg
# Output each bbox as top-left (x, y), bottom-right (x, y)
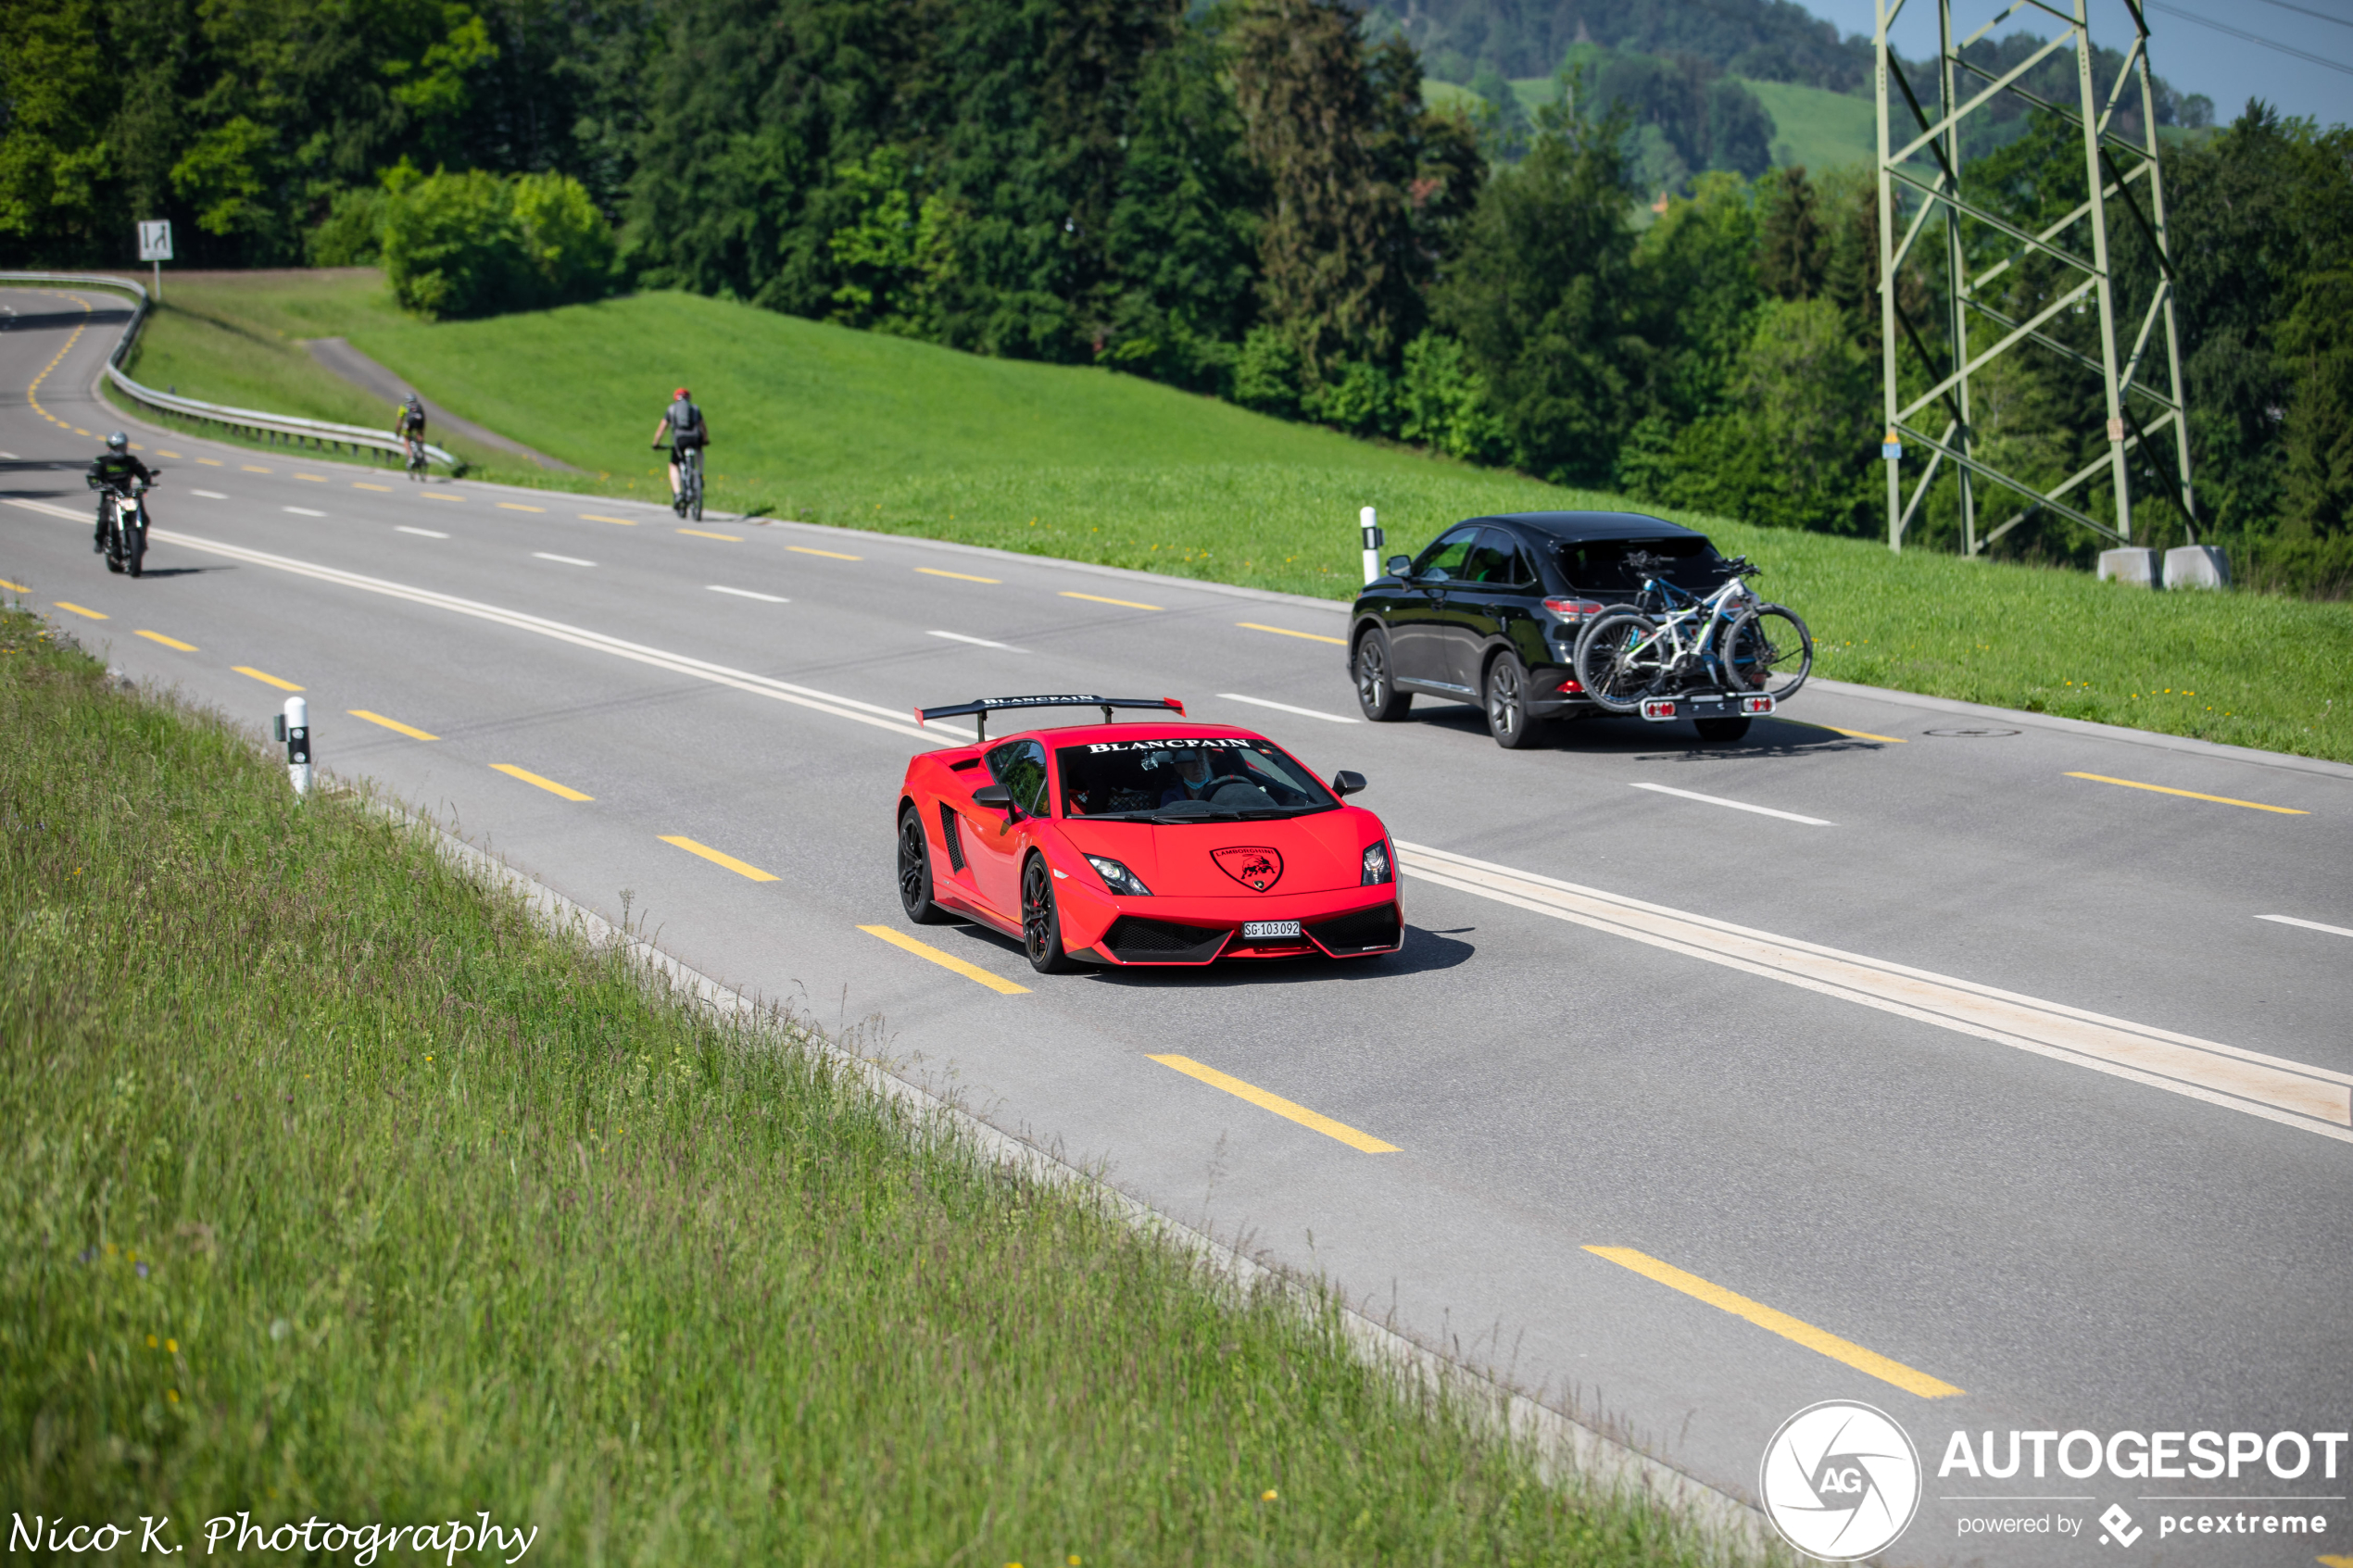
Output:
top-left (1085, 855), bottom-right (1152, 897)
top-left (1361, 840), bottom-right (1392, 885)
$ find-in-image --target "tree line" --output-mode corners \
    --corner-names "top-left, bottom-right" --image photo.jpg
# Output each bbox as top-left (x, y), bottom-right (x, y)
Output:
top-left (1, 0), bottom-right (2343, 589)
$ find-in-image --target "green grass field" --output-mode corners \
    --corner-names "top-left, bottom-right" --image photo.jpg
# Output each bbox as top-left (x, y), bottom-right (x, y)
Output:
top-left (1734, 79), bottom-right (1877, 174)
top-left (0, 605), bottom-right (1731, 1564)
top-left (120, 270), bottom-right (2353, 764)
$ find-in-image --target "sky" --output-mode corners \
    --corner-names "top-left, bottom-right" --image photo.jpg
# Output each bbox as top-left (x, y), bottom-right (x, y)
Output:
top-left (1796, 0), bottom-right (2352, 128)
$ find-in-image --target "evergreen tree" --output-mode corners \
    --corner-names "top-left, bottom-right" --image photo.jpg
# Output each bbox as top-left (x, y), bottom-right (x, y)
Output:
top-left (1434, 93), bottom-right (1640, 484)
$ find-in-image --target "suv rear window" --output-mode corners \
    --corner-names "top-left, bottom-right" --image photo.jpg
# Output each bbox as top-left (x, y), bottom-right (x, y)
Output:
top-left (1554, 535), bottom-right (1725, 593)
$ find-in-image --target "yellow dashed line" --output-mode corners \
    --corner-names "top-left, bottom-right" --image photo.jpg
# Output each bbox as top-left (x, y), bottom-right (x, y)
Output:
top-left (858, 925), bottom-right (1031, 995)
top-left (1238, 621), bottom-right (1345, 646)
top-left (2065, 771), bottom-right (2308, 816)
top-left (233, 665), bottom-right (304, 691)
top-left (787, 544), bottom-right (861, 560)
top-left (1584, 1247), bottom-right (1965, 1398)
top-left (1062, 590), bottom-right (1163, 610)
top-left (580, 513), bottom-right (637, 525)
top-left (491, 763), bottom-right (591, 800)
top-left (677, 527), bottom-right (741, 542)
top-left (134, 630), bottom-right (197, 651)
top-left (54, 601), bottom-right (108, 621)
top-left (916, 566), bottom-right (1001, 583)
top-left (1150, 1055), bottom-right (1400, 1151)
top-left (497, 502), bottom-right (545, 513)
top-left (348, 709), bottom-right (437, 740)
top-left (659, 834), bottom-right (777, 881)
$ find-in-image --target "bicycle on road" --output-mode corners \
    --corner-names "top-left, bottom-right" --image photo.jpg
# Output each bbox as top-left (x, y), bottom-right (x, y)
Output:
top-left (663, 444), bottom-right (704, 521)
top-left (1572, 551), bottom-right (1812, 713)
top-left (402, 433), bottom-right (430, 480)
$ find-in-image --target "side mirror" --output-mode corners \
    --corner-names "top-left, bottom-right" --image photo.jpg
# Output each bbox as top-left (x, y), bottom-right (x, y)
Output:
top-left (971, 784), bottom-right (1013, 810)
top-left (1331, 770), bottom-right (1366, 797)
top-left (1386, 554), bottom-right (1413, 579)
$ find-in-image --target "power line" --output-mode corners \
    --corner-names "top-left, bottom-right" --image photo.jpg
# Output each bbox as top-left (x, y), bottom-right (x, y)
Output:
top-left (2144, 0), bottom-right (2353, 74)
top-left (2248, 0), bottom-right (2353, 31)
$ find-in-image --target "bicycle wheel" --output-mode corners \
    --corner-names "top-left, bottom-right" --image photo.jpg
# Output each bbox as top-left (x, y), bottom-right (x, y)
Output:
top-left (1573, 609), bottom-right (1667, 713)
top-left (1721, 605), bottom-right (1813, 700)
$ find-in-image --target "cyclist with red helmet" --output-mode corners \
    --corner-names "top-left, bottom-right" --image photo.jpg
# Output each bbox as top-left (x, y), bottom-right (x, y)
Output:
top-left (649, 387), bottom-right (710, 516)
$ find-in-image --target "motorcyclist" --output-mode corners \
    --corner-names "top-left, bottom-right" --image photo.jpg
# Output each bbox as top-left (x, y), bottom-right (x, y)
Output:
top-left (648, 387), bottom-right (708, 512)
top-left (86, 433), bottom-right (154, 554)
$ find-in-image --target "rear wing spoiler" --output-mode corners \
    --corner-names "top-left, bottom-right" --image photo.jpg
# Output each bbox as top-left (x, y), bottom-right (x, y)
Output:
top-left (916, 694), bottom-right (1186, 746)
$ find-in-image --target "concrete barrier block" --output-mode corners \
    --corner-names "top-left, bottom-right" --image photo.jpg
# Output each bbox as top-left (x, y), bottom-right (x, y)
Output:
top-left (2097, 548), bottom-right (2163, 587)
top-left (2164, 544), bottom-right (2231, 589)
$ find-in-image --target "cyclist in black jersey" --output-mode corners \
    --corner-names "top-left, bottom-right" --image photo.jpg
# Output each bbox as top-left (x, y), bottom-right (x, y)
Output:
top-left (649, 387), bottom-right (709, 510)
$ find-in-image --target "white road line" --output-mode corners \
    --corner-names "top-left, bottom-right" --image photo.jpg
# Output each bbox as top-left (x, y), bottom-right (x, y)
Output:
top-left (534, 552), bottom-right (595, 566)
top-left (2259, 913), bottom-right (2353, 940)
top-left (710, 585), bottom-right (789, 603)
top-left (928, 629), bottom-right (1020, 650)
top-left (397, 526), bottom-right (448, 539)
top-left (115, 526), bottom-right (975, 745)
top-left (283, 506), bottom-right (325, 518)
top-left (1398, 841), bottom-right (2353, 1143)
top-left (190, 489), bottom-right (228, 499)
top-left (1217, 692), bottom-right (1358, 724)
top-left (1630, 781), bottom-right (1831, 826)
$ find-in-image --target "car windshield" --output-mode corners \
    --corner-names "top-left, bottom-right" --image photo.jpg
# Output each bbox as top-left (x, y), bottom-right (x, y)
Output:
top-left (1056, 736), bottom-right (1338, 822)
top-left (1554, 534), bottom-right (1725, 593)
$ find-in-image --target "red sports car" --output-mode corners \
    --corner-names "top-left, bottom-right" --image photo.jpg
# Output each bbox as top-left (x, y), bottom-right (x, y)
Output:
top-left (895, 695), bottom-right (1403, 972)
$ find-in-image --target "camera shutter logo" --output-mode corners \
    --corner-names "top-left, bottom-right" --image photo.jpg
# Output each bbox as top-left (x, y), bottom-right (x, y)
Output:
top-left (1758, 1400), bottom-right (1922, 1562)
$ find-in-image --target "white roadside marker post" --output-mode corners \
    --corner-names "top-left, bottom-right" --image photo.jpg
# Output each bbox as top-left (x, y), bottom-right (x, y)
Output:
top-left (1360, 506), bottom-right (1383, 586)
top-left (273, 696), bottom-right (312, 797)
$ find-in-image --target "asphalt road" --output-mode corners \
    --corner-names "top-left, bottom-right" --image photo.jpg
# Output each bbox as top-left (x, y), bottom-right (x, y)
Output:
top-left (6, 284), bottom-right (2349, 1567)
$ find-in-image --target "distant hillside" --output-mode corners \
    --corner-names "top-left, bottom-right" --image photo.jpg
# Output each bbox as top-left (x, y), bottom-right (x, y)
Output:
top-left (1374, 0), bottom-right (1872, 92)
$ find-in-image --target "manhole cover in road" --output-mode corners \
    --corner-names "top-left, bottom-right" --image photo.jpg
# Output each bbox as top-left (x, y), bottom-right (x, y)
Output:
top-left (1924, 727), bottom-right (2020, 737)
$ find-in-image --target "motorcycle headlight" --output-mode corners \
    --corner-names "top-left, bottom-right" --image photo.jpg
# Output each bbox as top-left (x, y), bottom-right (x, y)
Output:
top-left (1085, 855), bottom-right (1152, 897)
top-left (1361, 840), bottom-right (1392, 885)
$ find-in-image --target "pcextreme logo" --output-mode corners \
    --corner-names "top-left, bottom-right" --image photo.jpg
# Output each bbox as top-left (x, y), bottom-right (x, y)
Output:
top-left (1759, 1400), bottom-right (1923, 1562)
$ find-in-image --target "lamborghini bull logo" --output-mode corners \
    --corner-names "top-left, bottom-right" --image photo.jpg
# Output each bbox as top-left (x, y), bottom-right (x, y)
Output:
top-left (1212, 846), bottom-right (1283, 892)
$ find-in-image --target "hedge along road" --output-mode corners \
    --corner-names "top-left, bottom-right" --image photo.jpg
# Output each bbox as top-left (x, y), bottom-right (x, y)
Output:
top-left (6, 287), bottom-right (2350, 1564)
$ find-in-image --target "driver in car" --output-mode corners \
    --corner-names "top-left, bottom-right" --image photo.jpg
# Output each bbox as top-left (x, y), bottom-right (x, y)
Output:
top-left (1160, 748), bottom-right (1228, 806)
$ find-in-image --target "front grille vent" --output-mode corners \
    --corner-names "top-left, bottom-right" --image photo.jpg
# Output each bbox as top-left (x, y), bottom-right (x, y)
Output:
top-left (1102, 917), bottom-right (1229, 964)
top-left (1306, 904), bottom-right (1402, 955)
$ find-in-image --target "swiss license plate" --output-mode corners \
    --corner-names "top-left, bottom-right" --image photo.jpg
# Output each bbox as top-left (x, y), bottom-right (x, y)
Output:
top-left (1242, 920), bottom-right (1302, 939)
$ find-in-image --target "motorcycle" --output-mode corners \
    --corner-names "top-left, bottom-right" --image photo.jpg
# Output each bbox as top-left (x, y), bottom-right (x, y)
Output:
top-left (97, 475), bottom-right (159, 578)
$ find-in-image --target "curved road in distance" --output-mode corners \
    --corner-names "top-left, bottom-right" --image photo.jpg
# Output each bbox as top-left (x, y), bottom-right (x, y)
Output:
top-left (6, 285), bottom-right (2348, 1566)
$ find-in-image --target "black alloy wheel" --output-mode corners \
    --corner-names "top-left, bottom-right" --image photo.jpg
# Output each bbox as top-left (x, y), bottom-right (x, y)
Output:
top-left (897, 807), bottom-right (950, 924)
top-left (1485, 653), bottom-right (1542, 749)
top-left (1021, 856), bottom-right (1077, 973)
top-left (1353, 631), bottom-right (1412, 721)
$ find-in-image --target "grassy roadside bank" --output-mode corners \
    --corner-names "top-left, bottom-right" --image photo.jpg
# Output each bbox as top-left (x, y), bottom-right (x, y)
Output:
top-left (0, 603), bottom-right (1730, 1564)
top-left (110, 271), bottom-right (2353, 766)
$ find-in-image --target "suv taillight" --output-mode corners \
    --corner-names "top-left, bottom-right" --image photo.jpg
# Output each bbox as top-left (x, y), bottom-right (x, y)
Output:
top-left (1541, 598), bottom-right (1604, 621)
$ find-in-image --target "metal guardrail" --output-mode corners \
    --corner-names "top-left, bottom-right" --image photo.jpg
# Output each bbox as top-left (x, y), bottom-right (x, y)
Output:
top-left (0, 271), bottom-right (459, 470)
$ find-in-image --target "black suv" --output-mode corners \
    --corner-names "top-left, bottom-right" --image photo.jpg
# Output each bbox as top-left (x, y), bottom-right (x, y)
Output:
top-left (1346, 510), bottom-right (1743, 748)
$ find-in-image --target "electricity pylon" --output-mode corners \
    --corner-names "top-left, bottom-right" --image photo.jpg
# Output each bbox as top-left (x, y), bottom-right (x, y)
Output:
top-left (1873, 0), bottom-right (2196, 555)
